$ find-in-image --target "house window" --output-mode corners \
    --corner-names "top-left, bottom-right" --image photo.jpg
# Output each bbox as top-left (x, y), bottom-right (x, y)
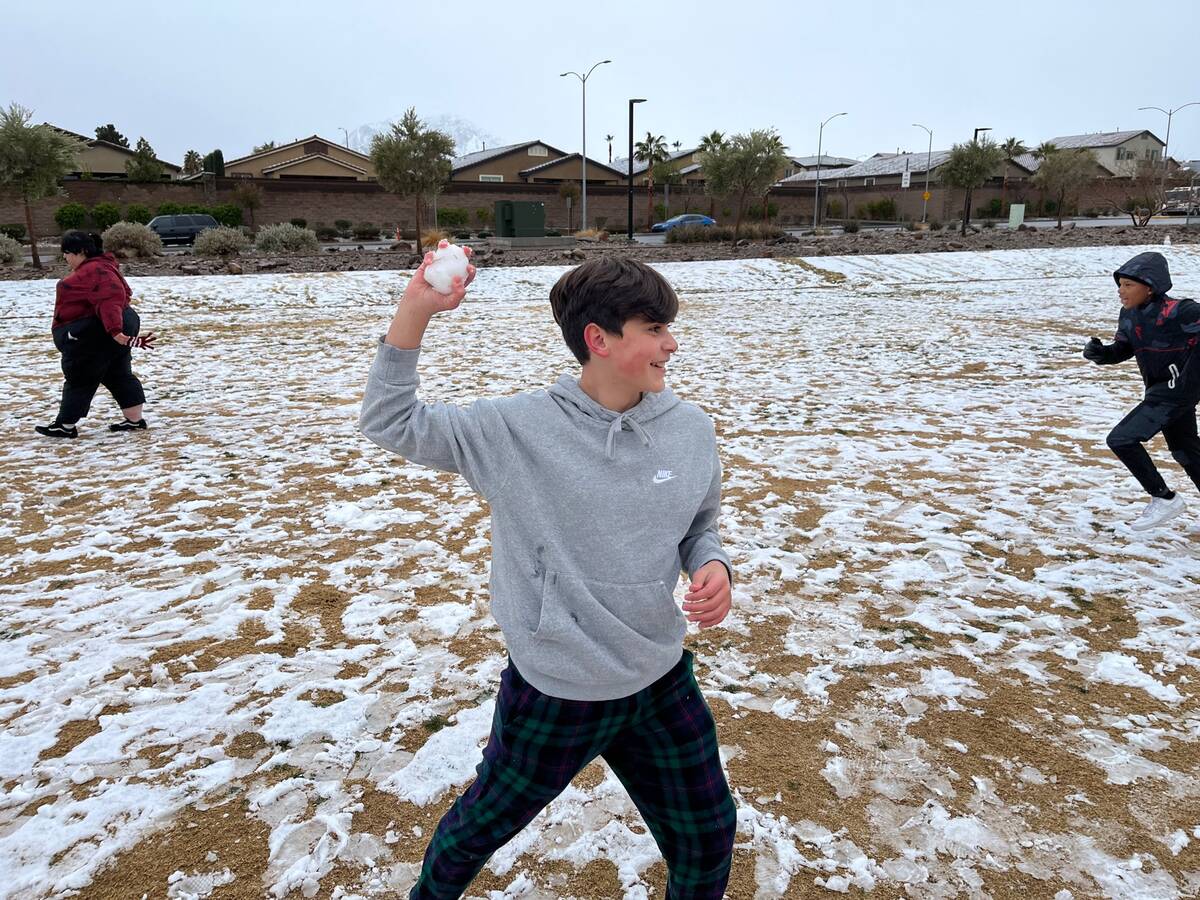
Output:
top-left (1116, 147), bottom-right (1134, 161)
top-left (527, 145), bottom-right (549, 157)
top-left (864, 177), bottom-right (875, 187)
top-left (479, 174), bottom-right (503, 182)
top-left (837, 179), bottom-right (846, 188)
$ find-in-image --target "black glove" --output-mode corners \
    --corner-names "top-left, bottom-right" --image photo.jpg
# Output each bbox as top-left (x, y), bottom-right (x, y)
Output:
top-left (129, 332), bottom-right (157, 350)
top-left (1082, 337), bottom-right (1105, 362)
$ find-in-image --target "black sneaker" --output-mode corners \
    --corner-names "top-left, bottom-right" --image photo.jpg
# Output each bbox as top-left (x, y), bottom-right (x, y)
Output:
top-left (109, 418), bottom-right (148, 432)
top-left (35, 422), bottom-right (78, 439)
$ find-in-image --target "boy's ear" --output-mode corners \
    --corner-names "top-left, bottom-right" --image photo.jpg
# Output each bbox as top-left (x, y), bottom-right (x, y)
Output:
top-left (583, 322), bottom-right (611, 358)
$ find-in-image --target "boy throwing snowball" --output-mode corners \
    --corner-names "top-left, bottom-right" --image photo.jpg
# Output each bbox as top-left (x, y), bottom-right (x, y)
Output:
top-left (360, 245), bottom-right (737, 899)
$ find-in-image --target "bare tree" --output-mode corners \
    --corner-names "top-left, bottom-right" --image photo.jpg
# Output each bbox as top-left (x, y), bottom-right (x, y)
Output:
top-left (1094, 159), bottom-right (1188, 227)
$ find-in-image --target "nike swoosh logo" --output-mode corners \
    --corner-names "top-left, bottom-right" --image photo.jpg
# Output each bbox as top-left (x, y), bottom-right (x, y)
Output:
top-left (67, 333), bottom-right (79, 341)
top-left (652, 474), bottom-right (677, 484)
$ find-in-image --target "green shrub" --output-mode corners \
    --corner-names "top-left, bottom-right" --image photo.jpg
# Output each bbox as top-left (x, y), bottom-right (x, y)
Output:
top-left (982, 219), bottom-right (995, 229)
top-left (55, 203), bottom-right (89, 231)
top-left (101, 221), bottom-right (163, 258)
top-left (256, 222), bottom-right (319, 254)
top-left (289, 218), bottom-right (307, 229)
top-left (476, 230), bottom-right (492, 239)
top-left (666, 223), bottom-right (785, 243)
top-left (352, 222), bottom-right (380, 240)
top-left (842, 219), bottom-right (860, 233)
top-left (721, 207), bottom-right (732, 218)
top-left (334, 219), bottom-right (352, 233)
top-left (124, 204), bottom-right (152, 225)
top-left (452, 230), bottom-right (472, 240)
top-left (855, 198), bottom-right (897, 220)
top-left (0, 234), bottom-right (22, 265)
top-left (210, 203), bottom-right (243, 228)
top-left (90, 203), bottom-right (122, 231)
top-left (929, 220), bottom-right (943, 231)
top-left (194, 225), bottom-right (251, 257)
top-left (315, 225), bottom-right (340, 241)
top-left (1044, 199), bottom-right (1058, 215)
top-left (436, 207), bottom-right (469, 227)
top-left (746, 202), bottom-right (780, 220)
top-left (474, 207), bottom-right (493, 227)
top-left (156, 202), bottom-right (184, 216)
top-left (0, 223), bottom-right (26, 241)
top-left (826, 199), bottom-right (844, 218)
top-left (653, 203), bottom-right (667, 222)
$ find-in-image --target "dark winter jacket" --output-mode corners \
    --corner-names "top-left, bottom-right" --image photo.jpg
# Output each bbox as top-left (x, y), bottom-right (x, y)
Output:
top-left (51, 253), bottom-right (132, 338)
top-left (1091, 252), bottom-right (1200, 405)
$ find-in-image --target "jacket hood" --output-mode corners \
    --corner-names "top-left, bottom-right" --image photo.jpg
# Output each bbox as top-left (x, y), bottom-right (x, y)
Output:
top-left (548, 374), bottom-right (681, 458)
top-left (1114, 252), bottom-right (1172, 295)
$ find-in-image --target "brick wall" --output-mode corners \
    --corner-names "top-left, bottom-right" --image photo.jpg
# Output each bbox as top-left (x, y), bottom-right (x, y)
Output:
top-left (0, 174), bottom-right (1144, 239)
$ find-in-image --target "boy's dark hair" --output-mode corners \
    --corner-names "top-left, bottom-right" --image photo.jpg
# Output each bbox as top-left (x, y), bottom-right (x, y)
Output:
top-left (61, 230), bottom-right (104, 258)
top-left (549, 257), bottom-right (679, 364)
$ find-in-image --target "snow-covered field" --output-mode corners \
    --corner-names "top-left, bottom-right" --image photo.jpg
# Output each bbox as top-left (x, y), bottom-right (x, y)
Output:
top-left (1, 246), bottom-right (1199, 900)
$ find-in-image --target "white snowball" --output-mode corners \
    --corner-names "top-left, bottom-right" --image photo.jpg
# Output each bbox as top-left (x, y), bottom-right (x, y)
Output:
top-left (423, 241), bottom-right (470, 294)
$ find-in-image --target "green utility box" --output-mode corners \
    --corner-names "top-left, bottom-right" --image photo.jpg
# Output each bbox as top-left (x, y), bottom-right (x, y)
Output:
top-left (494, 200), bottom-right (545, 237)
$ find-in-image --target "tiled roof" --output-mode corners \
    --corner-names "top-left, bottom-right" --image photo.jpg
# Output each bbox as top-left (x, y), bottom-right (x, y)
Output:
top-left (789, 154), bottom-right (858, 167)
top-left (1046, 130), bottom-right (1161, 150)
top-left (260, 153), bottom-right (367, 175)
top-left (452, 140), bottom-right (568, 172)
top-left (782, 150), bottom-right (954, 182)
top-left (518, 153), bottom-right (626, 178)
top-left (610, 147), bottom-right (697, 177)
top-left (227, 136), bottom-right (370, 167)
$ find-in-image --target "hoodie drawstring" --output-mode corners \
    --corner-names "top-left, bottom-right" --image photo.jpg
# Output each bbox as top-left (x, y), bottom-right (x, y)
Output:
top-left (605, 415), bottom-right (652, 459)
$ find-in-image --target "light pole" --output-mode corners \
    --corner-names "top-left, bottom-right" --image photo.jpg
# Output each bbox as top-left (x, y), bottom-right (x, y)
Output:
top-left (561, 59), bottom-right (611, 233)
top-left (1138, 102), bottom-right (1199, 190)
top-left (973, 127), bottom-right (991, 144)
top-left (628, 98), bottom-right (646, 240)
top-left (813, 112), bottom-right (846, 227)
top-left (913, 124), bottom-right (933, 223)
top-left (340, 127), bottom-right (350, 149)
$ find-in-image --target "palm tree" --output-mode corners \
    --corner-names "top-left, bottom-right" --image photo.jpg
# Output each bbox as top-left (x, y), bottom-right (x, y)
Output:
top-left (697, 131), bottom-right (726, 214)
top-left (999, 137), bottom-right (1028, 214)
top-left (1032, 141), bottom-right (1058, 161)
top-left (672, 140), bottom-right (682, 152)
top-left (634, 131), bottom-right (668, 229)
top-left (605, 133), bottom-right (614, 164)
top-left (939, 137), bottom-right (1006, 235)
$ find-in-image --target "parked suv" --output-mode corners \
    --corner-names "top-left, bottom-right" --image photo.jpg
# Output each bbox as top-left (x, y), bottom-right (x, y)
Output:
top-left (147, 214), bottom-right (219, 245)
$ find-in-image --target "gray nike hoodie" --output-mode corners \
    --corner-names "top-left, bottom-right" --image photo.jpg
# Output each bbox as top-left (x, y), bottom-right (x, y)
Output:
top-left (359, 341), bottom-right (731, 701)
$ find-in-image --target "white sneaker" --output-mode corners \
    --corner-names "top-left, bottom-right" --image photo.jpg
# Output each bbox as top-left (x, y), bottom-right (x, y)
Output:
top-left (1128, 494), bottom-right (1186, 531)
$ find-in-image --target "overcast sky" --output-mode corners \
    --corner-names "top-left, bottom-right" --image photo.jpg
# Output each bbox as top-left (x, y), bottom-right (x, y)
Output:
top-left (5, 0), bottom-right (1199, 167)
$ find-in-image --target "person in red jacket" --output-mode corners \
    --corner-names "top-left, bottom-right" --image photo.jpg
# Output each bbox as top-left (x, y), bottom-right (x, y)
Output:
top-left (36, 231), bottom-right (157, 439)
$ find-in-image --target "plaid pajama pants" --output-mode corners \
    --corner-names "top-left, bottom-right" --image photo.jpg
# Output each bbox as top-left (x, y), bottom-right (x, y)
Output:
top-left (409, 650), bottom-right (736, 899)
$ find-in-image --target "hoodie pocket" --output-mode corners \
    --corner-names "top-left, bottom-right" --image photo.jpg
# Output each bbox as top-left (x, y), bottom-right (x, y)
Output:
top-left (530, 572), bottom-right (685, 684)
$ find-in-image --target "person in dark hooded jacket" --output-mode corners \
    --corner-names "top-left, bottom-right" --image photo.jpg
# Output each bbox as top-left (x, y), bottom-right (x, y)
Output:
top-left (1083, 251), bottom-right (1200, 530)
top-left (35, 231), bottom-right (156, 439)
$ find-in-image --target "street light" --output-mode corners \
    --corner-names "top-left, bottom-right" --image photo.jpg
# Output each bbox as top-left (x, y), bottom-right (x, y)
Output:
top-left (340, 127), bottom-right (350, 149)
top-left (813, 112), bottom-right (846, 227)
top-left (561, 59), bottom-right (611, 233)
top-left (913, 123), bottom-right (933, 223)
top-left (628, 98), bottom-right (646, 240)
top-left (973, 127), bottom-right (991, 144)
top-left (1138, 102), bottom-right (1200, 190)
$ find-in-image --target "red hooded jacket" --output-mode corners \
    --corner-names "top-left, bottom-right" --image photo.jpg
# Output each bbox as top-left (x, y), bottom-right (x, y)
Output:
top-left (52, 253), bottom-right (132, 337)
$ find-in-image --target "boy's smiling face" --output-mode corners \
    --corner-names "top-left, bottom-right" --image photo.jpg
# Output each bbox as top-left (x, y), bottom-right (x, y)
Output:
top-left (605, 316), bottom-right (678, 395)
top-left (1117, 277), bottom-right (1153, 310)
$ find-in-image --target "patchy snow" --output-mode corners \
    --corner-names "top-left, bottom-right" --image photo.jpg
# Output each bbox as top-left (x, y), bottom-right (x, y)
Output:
top-left (2, 245), bottom-right (1199, 898)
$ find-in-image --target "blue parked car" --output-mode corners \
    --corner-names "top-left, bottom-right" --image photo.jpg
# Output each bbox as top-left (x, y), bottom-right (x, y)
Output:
top-left (650, 214), bottom-right (716, 233)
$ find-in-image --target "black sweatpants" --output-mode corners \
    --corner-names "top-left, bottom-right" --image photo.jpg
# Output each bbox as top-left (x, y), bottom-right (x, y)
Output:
top-left (1106, 400), bottom-right (1200, 497)
top-left (56, 338), bottom-right (146, 425)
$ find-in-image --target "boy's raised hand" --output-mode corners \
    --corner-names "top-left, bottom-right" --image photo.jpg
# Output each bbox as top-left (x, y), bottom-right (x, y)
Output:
top-left (402, 242), bottom-right (476, 315)
top-left (683, 560), bottom-right (732, 629)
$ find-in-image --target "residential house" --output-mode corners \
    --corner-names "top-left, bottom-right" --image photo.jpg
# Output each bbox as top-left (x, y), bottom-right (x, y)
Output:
top-left (1030, 130), bottom-right (1165, 176)
top-left (516, 153), bottom-right (626, 185)
top-left (610, 148), bottom-right (708, 187)
top-left (782, 155), bottom-right (858, 178)
top-left (49, 126), bottom-right (181, 180)
top-left (780, 150), bottom-right (1032, 189)
top-left (450, 140), bottom-right (569, 183)
top-left (225, 136), bottom-right (375, 181)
